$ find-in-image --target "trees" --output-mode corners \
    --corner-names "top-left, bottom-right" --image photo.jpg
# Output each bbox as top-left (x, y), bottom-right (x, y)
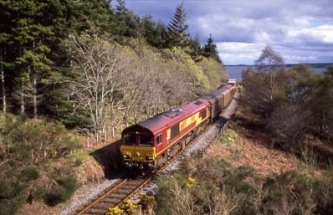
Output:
top-left (266, 64), bottom-right (317, 147)
top-left (310, 65), bottom-right (333, 139)
top-left (203, 34), bottom-right (222, 64)
top-left (70, 35), bottom-right (130, 143)
top-left (243, 45), bottom-right (333, 148)
top-left (287, 64), bottom-right (317, 105)
top-left (1, 0), bottom-right (55, 118)
top-left (0, 0), bottom-right (225, 139)
top-left (167, 2), bottom-right (189, 47)
top-left (142, 15), bottom-right (168, 48)
top-left (242, 46), bottom-right (286, 120)
top-left (255, 45), bottom-right (285, 107)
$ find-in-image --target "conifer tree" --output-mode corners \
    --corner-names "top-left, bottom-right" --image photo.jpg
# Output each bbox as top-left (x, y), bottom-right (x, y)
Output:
top-left (188, 34), bottom-right (203, 61)
top-left (142, 16), bottom-right (168, 48)
top-left (167, 2), bottom-right (189, 47)
top-left (112, 0), bottom-right (141, 41)
top-left (203, 34), bottom-right (222, 64)
top-left (1, 0), bottom-right (54, 118)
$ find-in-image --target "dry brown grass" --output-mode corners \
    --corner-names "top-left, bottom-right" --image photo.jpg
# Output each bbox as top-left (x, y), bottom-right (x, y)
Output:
top-left (207, 111), bottom-right (300, 177)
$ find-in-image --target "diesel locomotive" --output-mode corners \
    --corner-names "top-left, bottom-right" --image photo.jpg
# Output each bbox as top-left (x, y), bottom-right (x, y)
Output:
top-left (120, 82), bottom-right (236, 170)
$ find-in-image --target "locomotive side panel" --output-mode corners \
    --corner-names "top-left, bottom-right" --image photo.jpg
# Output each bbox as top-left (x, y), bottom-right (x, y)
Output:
top-left (120, 99), bottom-right (211, 169)
top-left (156, 105), bottom-right (210, 157)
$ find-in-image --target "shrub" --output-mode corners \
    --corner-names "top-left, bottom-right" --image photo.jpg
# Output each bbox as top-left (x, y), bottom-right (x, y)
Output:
top-left (21, 166), bottom-right (40, 181)
top-left (0, 178), bottom-right (26, 215)
top-left (44, 176), bottom-right (78, 206)
top-left (218, 128), bottom-right (238, 145)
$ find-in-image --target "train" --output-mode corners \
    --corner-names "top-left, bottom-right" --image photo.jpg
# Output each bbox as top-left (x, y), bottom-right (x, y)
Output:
top-left (120, 81), bottom-right (237, 170)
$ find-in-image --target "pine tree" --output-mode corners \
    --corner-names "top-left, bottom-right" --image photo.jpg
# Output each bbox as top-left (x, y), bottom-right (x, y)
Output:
top-left (203, 34), bottom-right (222, 64)
top-left (188, 34), bottom-right (203, 62)
top-left (112, 0), bottom-right (141, 42)
top-left (142, 16), bottom-right (168, 48)
top-left (167, 2), bottom-right (189, 47)
top-left (0, 1), bottom-right (54, 118)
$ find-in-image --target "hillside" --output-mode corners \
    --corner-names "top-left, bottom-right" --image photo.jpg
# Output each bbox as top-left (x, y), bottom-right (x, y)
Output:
top-left (16, 93), bottom-right (333, 215)
top-left (154, 102), bottom-right (333, 215)
top-left (2, 41), bottom-right (228, 215)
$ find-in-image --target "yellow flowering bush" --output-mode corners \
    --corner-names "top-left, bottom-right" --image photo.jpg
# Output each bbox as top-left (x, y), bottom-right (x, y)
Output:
top-left (121, 199), bottom-right (139, 211)
top-left (106, 200), bottom-right (140, 215)
top-left (186, 177), bottom-right (196, 188)
top-left (106, 206), bottom-right (124, 215)
top-left (138, 193), bottom-right (156, 206)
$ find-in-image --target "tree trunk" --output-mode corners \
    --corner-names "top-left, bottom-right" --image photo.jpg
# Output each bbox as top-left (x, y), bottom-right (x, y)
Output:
top-left (33, 75), bottom-right (37, 119)
top-left (20, 81), bottom-right (25, 114)
top-left (0, 54), bottom-right (6, 113)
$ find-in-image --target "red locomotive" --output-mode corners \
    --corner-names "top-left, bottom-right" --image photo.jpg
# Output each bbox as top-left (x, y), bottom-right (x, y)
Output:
top-left (120, 82), bottom-right (236, 170)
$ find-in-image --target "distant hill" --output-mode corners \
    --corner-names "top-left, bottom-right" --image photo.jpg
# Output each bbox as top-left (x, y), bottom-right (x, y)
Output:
top-left (225, 63), bottom-right (332, 67)
top-left (285, 63), bottom-right (332, 68)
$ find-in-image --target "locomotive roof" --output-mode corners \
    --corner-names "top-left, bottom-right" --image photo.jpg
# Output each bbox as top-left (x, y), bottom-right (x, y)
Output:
top-left (127, 99), bottom-right (208, 134)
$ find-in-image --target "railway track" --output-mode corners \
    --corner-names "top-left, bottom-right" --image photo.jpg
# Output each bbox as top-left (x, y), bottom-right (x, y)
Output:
top-left (73, 91), bottom-right (240, 215)
top-left (65, 89), bottom-right (239, 215)
top-left (75, 177), bottom-right (152, 215)
top-left (73, 126), bottom-right (211, 215)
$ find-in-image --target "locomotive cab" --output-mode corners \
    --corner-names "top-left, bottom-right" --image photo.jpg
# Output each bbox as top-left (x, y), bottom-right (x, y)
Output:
top-left (121, 126), bottom-right (156, 169)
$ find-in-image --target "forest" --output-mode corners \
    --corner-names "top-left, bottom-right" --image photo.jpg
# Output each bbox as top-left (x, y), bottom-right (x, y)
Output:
top-left (1, 0), bottom-right (333, 214)
top-left (0, 0), bottom-right (227, 214)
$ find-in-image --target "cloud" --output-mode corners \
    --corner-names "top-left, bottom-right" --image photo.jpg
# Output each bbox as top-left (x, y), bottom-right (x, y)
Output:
top-left (124, 0), bottom-right (333, 64)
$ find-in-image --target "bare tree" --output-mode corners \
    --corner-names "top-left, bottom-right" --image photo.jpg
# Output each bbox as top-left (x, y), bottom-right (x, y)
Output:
top-left (242, 46), bottom-right (286, 119)
top-left (70, 35), bottom-right (129, 143)
top-left (255, 45), bottom-right (285, 107)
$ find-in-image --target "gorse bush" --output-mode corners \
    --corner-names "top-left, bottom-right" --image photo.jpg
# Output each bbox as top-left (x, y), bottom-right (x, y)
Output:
top-left (218, 128), bottom-right (238, 144)
top-left (155, 157), bottom-right (333, 215)
top-left (0, 113), bottom-right (82, 213)
top-left (0, 178), bottom-right (26, 215)
top-left (44, 176), bottom-right (78, 206)
top-left (1, 114), bottom-right (81, 165)
top-left (21, 166), bottom-right (40, 181)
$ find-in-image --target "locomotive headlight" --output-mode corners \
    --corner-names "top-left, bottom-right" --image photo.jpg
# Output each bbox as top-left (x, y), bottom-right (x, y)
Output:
top-left (122, 152), bottom-right (131, 159)
top-left (146, 156), bottom-right (153, 160)
top-left (146, 153), bottom-right (154, 160)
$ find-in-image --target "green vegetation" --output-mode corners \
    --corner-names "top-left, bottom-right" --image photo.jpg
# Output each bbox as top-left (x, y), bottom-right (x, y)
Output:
top-left (0, 0), bottom-right (226, 143)
top-left (0, 1), bottom-right (227, 213)
top-left (141, 44), bottom-right (333, 214)
top-left (153, 153), bottom-right (333, 215)
top-left (242, 46), bottom-right (333, 150)
top-left (219, 128), bottom-right (238, 144)
top-left (0, 113), bottom-right (81, 213)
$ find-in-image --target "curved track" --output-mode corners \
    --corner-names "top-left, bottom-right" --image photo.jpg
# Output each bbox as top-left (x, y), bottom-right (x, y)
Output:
top-left (75, 177), bottom-right (151, 215)
top-left (74, 89), bottom-right (240, 215)
top-left (74, 125), bottom-right (211, 215)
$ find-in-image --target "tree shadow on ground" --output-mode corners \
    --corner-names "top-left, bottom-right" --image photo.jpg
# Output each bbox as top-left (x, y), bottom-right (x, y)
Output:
top-left (89, 139), bottom-right (124, 179)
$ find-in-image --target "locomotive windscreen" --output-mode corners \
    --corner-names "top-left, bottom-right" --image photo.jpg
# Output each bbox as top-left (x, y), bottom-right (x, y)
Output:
top-left (123, 133), bottom-right (153, 146)
top-left (123, 133), bottom-right (136, 145)
top-left (139, 134), bottom-right (153, 146)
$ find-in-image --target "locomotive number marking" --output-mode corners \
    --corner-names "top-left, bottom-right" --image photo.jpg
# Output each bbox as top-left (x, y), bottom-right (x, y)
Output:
top-left (179, 112), bottom-right (200, 132)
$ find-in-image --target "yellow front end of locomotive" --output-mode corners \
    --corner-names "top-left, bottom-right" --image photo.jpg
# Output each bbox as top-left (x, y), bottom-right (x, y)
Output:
top-left (120, 146), bottom-right (156, 167)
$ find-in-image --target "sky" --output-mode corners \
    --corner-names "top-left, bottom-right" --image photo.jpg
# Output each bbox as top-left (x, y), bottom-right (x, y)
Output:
top-left (120, 0), bottom-right (333, 65)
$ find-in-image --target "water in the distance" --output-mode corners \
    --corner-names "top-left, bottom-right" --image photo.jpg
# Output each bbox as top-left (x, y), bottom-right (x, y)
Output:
top-left (225, 65), bottom-right (251, 82)
top-left (225, 64), bottom-right (331, 82)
